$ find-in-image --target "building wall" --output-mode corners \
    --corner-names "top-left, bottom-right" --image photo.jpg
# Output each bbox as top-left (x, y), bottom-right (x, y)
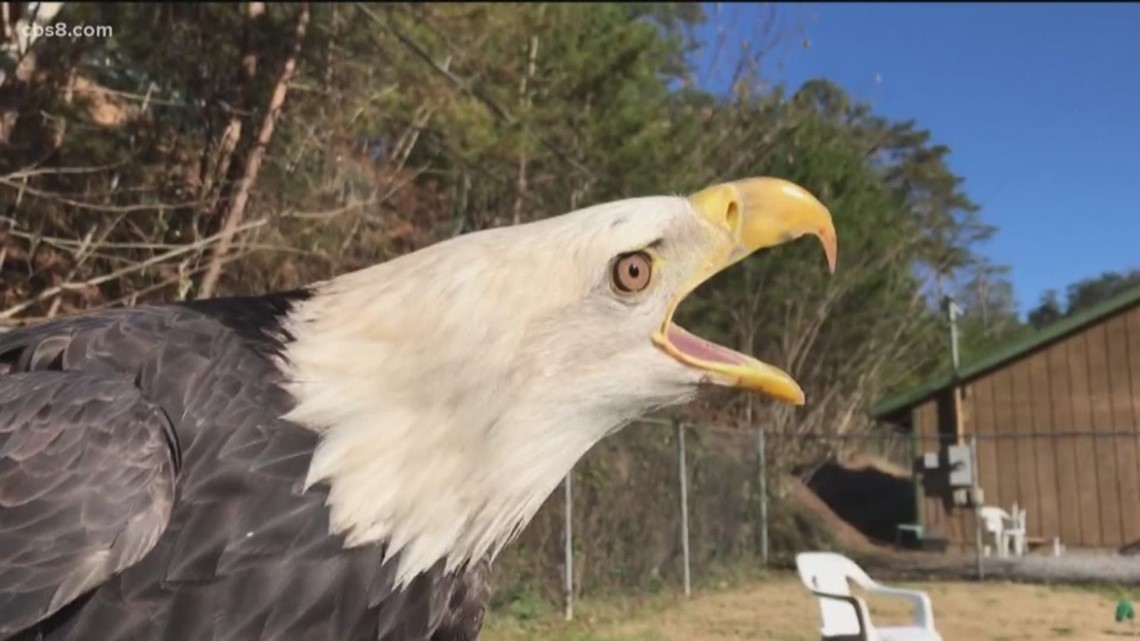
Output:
top-left (915, 304), bottom-right (1140, 549)
top-left (913, 394), bottom-right (972, 545)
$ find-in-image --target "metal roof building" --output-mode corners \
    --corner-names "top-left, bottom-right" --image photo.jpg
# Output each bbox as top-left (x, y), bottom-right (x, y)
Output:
top-left (874, 285), bottom-right (1140, 550)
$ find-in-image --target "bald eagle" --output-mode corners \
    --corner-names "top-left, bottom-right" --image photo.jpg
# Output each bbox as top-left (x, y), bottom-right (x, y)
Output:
top-left (0, 178), bottom-right (835, 641)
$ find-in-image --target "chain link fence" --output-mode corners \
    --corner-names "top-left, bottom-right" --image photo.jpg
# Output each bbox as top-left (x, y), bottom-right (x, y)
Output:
top-left (492, 421), bottom-right (1140, 618)
top-left (492, 419), bottom-right (921, 617)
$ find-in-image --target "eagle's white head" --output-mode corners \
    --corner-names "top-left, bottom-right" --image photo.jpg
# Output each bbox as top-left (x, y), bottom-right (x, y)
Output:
top-left (279, 177), bottom-right (837, 586)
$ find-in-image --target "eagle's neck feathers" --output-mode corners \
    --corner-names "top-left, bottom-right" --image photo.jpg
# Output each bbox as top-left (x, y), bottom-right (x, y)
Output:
top-left (272, 217), bottom-right (692, 588)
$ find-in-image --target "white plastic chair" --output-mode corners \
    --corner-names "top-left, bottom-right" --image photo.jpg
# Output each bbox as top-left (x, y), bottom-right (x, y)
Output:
top-left (1003, 503), bottom-right (1027, 557)
top-left (978, 506), bottom-right (1007, 557)
top-left (979, 504), bottom-right (1027, 557)
top-left (796, 552), bottom-right (942, 641)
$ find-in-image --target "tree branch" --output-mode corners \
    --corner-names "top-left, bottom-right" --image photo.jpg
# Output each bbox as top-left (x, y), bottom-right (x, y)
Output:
top-left (1, 218), bottom-right (269, 320)
top-left (198, 2), bottom-right (310, 299)
top-left (357, 4), bottom-right (595, 181)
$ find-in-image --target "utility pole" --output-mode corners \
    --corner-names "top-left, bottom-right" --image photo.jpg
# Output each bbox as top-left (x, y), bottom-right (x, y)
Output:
top-left (943, 296), bottom-right (962, 373)
top-left (945, 296), bottom-right (983, 579)
top-left (944, 295), bottom-right (965, 444)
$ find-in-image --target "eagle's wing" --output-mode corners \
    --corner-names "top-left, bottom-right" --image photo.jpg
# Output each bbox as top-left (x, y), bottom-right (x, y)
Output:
top-left (0, 370), bottom-right (178, 638)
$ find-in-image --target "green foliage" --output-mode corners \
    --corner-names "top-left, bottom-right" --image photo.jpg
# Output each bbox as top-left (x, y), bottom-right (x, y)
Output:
top-left (492, 585), bottom-right (552, 623)
top-left (0, 0), bottom-right (1040, 605)
top-left (1028, 270), bottom-right (1140, 330)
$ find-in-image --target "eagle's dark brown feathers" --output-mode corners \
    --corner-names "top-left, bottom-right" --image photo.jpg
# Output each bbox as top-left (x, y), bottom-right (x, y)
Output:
top-left (0, 295), bottom-right (491, 641)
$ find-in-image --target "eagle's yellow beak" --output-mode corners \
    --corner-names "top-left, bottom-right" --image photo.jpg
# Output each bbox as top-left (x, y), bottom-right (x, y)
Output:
top-left (651, 177), bottom-right (837, 405)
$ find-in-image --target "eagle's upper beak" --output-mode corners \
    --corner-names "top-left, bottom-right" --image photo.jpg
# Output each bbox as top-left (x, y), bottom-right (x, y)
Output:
top-left (650, 177), bottom-right (837, 405)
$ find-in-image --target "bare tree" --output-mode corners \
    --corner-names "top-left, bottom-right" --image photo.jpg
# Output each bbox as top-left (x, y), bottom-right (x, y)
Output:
top-left (198, 2), bottom-right (310, 299)
top-left (0, 2), bottom-right (65, 143)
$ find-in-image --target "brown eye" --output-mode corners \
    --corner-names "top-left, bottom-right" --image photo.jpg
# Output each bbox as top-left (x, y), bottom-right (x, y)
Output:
top-left (612, 252), bottom-right (652, 293)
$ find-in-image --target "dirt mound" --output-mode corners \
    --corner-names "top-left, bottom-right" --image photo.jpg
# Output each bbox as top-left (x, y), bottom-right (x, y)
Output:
top-left (780, 475), bottom-right (886, 557)
top-left (837, 452), bottom-right (912, 479)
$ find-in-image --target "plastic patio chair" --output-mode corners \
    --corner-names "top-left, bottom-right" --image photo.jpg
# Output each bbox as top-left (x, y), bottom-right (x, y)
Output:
top-left (1002, 503), bottom-right (1027, 557)
top-left (978, 505), bottom-right (1007, 557)
top-left (795, 552), bottom-right (943, 641)
top-left (979, 504), bottom-right (1027, 557)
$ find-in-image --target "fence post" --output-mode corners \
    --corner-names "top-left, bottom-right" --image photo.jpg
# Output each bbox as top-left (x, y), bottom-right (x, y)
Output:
top-left (912, 431), bottom-right (924, 542)
top-left (758, 427), bottom-right (769, 566)
top-left (676, 419), bottom-right (692, 597)
top-left (970, 434), bottom-right (984, 580)
top-left (563, 472), bottom-right (573, 620)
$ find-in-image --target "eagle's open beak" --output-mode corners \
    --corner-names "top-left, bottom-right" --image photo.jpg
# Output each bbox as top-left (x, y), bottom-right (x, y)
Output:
top-left (651, 177), bottom-right (837, 405)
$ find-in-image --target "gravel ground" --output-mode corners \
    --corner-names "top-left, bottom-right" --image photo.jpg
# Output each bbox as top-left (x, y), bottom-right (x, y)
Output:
top-left (865, 549), bottom-right (1140, 586)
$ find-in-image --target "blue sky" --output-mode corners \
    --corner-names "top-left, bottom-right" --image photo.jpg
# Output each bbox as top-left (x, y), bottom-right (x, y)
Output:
top-left (692, 2), bottom-right (1139, 316)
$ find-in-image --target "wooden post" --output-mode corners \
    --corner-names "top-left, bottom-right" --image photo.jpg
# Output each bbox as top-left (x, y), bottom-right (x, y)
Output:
top-left (912, 430), bottom-right (924, 542)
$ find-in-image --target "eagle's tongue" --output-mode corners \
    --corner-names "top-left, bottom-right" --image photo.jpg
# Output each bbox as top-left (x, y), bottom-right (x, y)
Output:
top-left (666, 324), bottom-right (750, 367)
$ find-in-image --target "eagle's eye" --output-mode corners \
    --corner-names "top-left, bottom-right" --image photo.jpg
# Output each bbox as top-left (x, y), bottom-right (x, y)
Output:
top-left (612, 251), bottom-right (652, 294)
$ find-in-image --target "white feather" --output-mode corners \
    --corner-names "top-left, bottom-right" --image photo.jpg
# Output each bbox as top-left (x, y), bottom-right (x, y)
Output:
top-left (279, 195), bottom-right (721, 587)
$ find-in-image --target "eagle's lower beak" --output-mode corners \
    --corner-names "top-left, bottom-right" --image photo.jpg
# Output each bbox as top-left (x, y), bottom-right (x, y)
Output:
top-left (651, 177), bottom-right (837, 405)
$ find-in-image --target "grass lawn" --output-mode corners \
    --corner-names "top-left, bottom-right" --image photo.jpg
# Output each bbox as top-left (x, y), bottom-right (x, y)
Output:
top-left (482, 572), bottom-right (1140, 641)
